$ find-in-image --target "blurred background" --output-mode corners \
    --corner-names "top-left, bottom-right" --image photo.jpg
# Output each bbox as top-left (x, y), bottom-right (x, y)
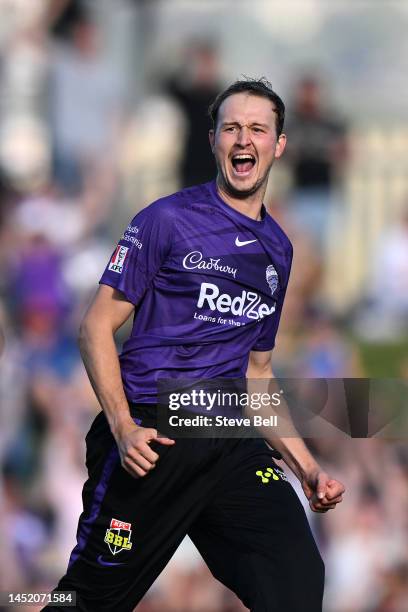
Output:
top-left (0, 1), bottom-right (407, 610)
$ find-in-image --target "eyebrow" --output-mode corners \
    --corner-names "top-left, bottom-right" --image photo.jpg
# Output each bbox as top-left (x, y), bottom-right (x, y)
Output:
top-left (221, 121), bottom-right (271, 129)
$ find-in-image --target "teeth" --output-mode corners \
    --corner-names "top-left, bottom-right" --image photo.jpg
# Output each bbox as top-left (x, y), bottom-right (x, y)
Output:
top-left (232, 154), bottom-right (255, 161)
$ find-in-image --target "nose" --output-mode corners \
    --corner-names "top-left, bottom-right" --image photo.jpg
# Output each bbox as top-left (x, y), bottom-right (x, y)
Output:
top-left (236, 125), bottom-right (251, 147)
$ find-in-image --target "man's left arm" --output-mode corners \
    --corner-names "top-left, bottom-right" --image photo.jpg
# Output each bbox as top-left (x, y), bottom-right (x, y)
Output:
top-left (246, 349), bottom-right (345, 513)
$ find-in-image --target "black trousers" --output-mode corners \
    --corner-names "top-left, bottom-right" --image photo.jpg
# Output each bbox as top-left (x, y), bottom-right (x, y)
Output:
top-left (44, 405), bottom-right (324, 611)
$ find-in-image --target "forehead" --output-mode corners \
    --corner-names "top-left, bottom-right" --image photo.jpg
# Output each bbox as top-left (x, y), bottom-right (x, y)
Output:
top-left (217, 92), bottom-right (276, 127)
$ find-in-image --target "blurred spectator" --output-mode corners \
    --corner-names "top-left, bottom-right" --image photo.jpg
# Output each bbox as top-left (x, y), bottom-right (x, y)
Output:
top-left (322, 440), bottom-right (408, 612)
top-left (49, 8), bottom-right (124, 194)
top-left (0, 1), bottom-right (50, 192)
top-left (294, 313), bottom-right (362, 378)
top-left (377, 563), bottom-right (408, 612)
top-left (0, 301), bottom-right (28, 468)
top-left (4, 209), bottom-right (77, 377)
top-left (355, 204), bottom-right (408, 340)
top-left (267, 197), bottom-right (323, 329)
top-left (118, 95), bottom-right (185, 210)
top-left (324, 493), bottom-right (391, 610)
top-left (285, 75), bottom-right (348, 250)
top-left (0, 472), bottom-right (48, 591)
top-left (164, 40), bottom-right (221, 187)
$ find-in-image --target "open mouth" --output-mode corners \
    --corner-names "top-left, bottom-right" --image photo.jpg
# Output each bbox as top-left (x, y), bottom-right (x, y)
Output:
top-left (231, 154), bottom-right (256, 175)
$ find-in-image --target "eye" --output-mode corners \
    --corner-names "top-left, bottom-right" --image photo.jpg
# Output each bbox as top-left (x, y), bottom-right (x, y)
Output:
top-left (224, 126), bottom-right (236, 133)
top-left (252, 127), bottom-right (265, 134)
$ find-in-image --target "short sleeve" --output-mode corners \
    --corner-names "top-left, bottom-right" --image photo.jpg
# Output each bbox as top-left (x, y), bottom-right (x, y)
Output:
top-left (252, 245), bottom-right (293, 351)
top-left (99, 202), bottom-right (173, 305)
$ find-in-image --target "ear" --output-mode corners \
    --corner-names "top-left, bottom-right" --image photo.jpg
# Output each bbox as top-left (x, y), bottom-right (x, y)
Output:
top-left (209, 129), bottom-right (215, 153)
top-left (274, 133), bottom-right (287, 159)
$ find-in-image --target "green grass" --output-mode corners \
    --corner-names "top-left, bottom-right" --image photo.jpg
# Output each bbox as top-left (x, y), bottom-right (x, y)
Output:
top-left (358, 341), bottom-right (408, 377)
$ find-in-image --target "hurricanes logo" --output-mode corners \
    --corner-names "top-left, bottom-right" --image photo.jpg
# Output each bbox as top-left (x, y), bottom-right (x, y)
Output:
top-left (104, 518), bottom-right (133, 555)
top-left (256, 467), bottom-right (288, 483)
top-left (266, 265), bottom-right (278, 296)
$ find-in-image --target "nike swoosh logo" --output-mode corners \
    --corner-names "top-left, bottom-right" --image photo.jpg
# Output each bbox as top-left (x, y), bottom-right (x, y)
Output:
top-left (97, 554), bottom-right (125, 567)
top-left (235, 237), bottom-right (258, 247)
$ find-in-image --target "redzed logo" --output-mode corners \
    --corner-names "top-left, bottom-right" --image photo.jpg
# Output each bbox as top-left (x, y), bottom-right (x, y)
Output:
top-left (197, 282), bottom-right (276, 320)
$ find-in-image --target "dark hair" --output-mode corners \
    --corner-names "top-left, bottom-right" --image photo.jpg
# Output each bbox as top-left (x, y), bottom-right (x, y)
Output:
top-left (208, 77), bottom-right (285, 136)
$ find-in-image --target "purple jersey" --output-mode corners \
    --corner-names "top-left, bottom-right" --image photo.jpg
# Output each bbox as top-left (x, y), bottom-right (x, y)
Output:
top-left (100, 181), bottom-right (293, 403)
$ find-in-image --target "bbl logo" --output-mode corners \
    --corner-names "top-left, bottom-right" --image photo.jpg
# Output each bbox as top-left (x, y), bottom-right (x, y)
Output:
top-left (104, 518), bottom-right (133, 555)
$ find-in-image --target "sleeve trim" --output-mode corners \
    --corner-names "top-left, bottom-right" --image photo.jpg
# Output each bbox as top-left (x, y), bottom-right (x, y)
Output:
top-left (251, 343), bottom-right (276, 351)
top-left (98, 279), bottom-right (139, 306)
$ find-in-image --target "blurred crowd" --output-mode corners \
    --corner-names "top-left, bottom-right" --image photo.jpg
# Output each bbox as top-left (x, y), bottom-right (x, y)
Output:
top-left (0, 2), bottom-right (407, 611)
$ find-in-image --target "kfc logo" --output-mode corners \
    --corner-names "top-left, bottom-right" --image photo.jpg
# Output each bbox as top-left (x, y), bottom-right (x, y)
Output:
top-left (108, 245), bottom-right (129, 274)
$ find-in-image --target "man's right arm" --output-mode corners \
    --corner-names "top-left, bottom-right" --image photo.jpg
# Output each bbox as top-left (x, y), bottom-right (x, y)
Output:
top-left (79, 284), bottom-right (175, 478)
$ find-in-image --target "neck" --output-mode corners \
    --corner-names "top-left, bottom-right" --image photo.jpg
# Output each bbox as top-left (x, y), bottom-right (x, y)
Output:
top-left (216, 176), bottom-right (268, 221)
